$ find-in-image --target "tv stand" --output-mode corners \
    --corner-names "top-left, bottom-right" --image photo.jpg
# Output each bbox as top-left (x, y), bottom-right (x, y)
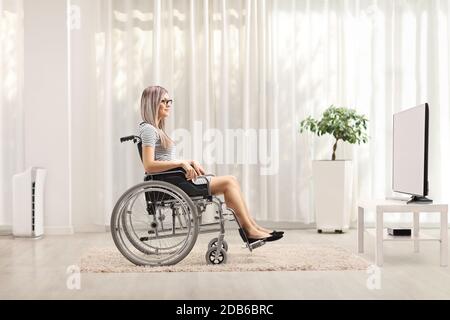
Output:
top-left (407, 195), bottom-right (433, 204)
top-left (358, 199), bottom-right (448, 267)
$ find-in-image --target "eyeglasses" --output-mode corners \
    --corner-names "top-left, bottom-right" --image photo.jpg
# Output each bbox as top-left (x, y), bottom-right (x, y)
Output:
top-left (161, 99), bottom-right (173, 107)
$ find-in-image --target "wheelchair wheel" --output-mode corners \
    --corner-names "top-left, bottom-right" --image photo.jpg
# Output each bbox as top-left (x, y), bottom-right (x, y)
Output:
top-left (111, 180), bottom-right (199, 266)
top-left (208, 238), bottom-right (228, 252)
top-left (205, 246), bottom-right (227, 265)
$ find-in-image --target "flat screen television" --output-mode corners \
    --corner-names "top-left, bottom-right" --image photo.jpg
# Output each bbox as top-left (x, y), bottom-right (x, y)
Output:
top-left (392, 103), bottom-right (432, 203)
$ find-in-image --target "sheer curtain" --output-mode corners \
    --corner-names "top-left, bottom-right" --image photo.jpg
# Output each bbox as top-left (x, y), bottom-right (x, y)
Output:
top-left (0, 0), bottom-right (23, 228)
top-left (89, 0), bottom-right (450, 226)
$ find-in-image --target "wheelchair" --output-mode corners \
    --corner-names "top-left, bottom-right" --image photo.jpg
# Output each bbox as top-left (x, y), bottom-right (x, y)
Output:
top-left (110, 135), bottom-right (266, 266)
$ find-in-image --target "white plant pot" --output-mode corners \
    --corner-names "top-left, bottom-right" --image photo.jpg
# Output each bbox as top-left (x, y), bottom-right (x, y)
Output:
top-left (313, 160), bottom-right (352, 233)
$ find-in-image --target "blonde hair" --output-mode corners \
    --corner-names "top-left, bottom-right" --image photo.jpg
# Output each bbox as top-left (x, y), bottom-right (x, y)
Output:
top-left (140, 86), bottom-right (173, 149)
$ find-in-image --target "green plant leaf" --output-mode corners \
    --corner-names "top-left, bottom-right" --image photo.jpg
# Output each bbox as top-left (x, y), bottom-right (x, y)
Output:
top-left (298, 105), bottom-right (370, 160)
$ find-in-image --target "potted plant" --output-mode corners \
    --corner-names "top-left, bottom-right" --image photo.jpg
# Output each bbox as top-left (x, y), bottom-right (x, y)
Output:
top-left (300, 106), bottom-right (369, 233)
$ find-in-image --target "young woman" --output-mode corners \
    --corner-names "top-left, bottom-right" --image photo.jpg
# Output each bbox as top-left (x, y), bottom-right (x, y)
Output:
top-left (138, 85), bottom-right (283, 242)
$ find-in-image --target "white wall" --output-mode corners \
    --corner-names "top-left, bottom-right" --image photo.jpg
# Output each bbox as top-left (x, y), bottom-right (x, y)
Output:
top-left (23, 0), bottom-right (72, 234)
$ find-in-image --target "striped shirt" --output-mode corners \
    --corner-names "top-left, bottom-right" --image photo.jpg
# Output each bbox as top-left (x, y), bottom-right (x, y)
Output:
top-left (139, 122), bottom-right (211, 188)
top-left (138, 122), bottom-right (176, 161)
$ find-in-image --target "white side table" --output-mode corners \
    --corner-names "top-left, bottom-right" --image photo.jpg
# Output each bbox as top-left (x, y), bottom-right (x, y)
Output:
top-left (358, 199), bottom-right (448, 267)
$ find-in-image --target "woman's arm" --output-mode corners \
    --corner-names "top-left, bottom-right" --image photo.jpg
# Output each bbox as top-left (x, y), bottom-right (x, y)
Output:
top-left (142, 146), bottom-right (198, 180)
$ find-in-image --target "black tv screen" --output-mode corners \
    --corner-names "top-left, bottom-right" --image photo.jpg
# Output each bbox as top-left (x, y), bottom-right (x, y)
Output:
top-left (392, 103), bottom-right (429, 198)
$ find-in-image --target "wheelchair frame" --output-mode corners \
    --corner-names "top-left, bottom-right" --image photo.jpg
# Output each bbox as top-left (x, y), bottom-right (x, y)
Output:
top-left (110, 135), bottom-right (265, 266)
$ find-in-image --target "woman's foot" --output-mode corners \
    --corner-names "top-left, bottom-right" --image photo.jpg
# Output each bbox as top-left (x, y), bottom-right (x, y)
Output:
top-left (255, 225), bottom-right (284, 236)
top-left (239, 228), bottom-right (283, 244)
top-left (264, 233), bottom-right (283, 242)
top-left (245, 228), bottom-right (271, 239)
top-left (255, 225), bottom-right (273, 234)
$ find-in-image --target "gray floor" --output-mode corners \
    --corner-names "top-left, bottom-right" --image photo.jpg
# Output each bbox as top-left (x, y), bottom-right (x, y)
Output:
top-left (1, 228), bottom-right (450, 300)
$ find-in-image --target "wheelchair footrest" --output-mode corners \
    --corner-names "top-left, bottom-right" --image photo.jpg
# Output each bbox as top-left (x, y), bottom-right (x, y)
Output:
top-left (241, 240), bottom-right (265, 250)
top-left (249, 240), bottom-right (265, 250)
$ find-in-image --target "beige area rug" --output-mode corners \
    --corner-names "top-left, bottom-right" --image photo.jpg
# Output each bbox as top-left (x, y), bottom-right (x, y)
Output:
top-left (80, 244), bottom-right (370, 273)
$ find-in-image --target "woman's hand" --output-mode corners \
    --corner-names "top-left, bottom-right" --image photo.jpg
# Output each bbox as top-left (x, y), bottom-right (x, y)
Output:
top-left (190, 160), bottom-right (206, 176)
top-left (179, 160), bottom-right (198, 181)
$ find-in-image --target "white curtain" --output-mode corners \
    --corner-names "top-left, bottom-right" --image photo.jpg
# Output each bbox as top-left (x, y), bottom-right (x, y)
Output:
top-left (85, 0), bottom-right (450, 226)
top-left (0, 0), bottom-right (23, 227)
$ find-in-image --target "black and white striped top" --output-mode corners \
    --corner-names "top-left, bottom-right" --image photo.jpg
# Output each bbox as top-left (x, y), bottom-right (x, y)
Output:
top-left (138, 122), bottom-right (176, 161)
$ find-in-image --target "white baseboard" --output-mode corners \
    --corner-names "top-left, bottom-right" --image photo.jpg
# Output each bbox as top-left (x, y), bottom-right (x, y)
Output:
top-left (73, 225), bottom-right (110, 233)
top-left (2, 225), bottom-right (75, 236)
top-left (44, 226), bottom-right (74, 235)
top-left (0, 225), bottom-right (12, 236)
top-left (255, 221), bottom-right (316, 230)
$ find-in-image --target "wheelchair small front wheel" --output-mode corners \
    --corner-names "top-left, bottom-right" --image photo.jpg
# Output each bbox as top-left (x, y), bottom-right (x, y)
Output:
top-left (208, 238), bottom-right (228, 252)
top-left (205, 246), bottom-right (227, 265)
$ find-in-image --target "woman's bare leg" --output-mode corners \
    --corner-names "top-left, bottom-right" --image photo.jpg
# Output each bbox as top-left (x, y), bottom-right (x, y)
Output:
top-left (210, 176), bottom-right (270, 239)
top-left (237, 187), bottom-right (274, 234)
top-left (249, 216), bottom-right (273, 234)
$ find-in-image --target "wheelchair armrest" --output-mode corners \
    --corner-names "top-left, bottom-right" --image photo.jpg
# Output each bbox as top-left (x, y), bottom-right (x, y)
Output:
top-left (144, 168), bottom-right (213, 198)
top-left (145, 167), bottom-right (186, 179)
top-left (199, 174), bottom-right (215, 178)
